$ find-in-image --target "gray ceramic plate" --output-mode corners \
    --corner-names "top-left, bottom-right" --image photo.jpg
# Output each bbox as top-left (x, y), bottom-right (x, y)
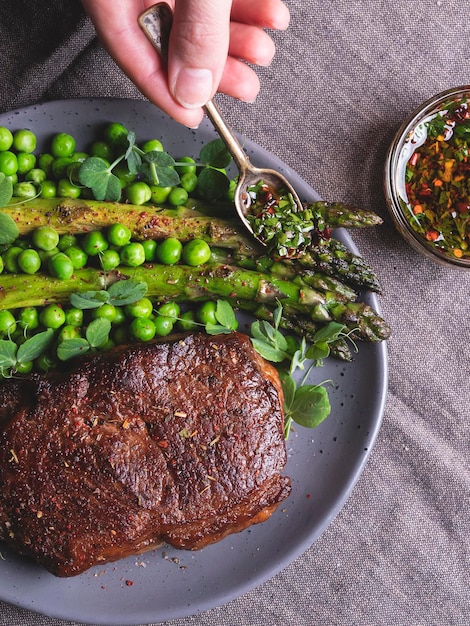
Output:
top-left (0, 99), bottom-right (388, 625)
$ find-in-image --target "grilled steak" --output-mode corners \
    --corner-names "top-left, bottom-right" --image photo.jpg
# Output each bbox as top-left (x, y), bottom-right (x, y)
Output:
top-left (0, 332), bottom-right (290, 577)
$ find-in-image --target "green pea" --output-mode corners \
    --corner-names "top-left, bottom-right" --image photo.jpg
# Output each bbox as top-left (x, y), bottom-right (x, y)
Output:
top-left (142, 239), bottom-right (157, 262)
top-left (17, 248), bottom-right (41, 274)
top-left (48, 252), bottom-right (74, 280)
top-left (150, 185), bottom-right (172, 204)
top-left (16, 152), bottom-right (36, 175)
top-left (81, 231), bottom-right (108, 256)
top-left (91, 303), bottom-right (117, 323)
top-left (35, 352), bottom-right (56, 372)
top-left (3, 246), bottom-right (23, 273)
top-left (196, 301), bottom-right (218, 325)
top-left (112, 325), bottom-right (130, 344)
top-left (13, 129), bottom-right (37, 153)
top-left (90, 140), bottom-right (112, 161)
top-left (182, 239), bottom-right (211, 266)
top-left (14, 360), bottom-right (33, 375)
top-left (168, 187), bottom-right (188, 207)
top-left (50, 132), bottom-right (76, 158)
top-left (65, 307), bottom-right (84, 327)
top-left (112, 306), bottom-right (126, 325)
top-left (57, 178), bottom-right (81, 199)
top-left (13, 181), bottom-right (37, 199)
top-left (38, 153), bottom-right (55, 176)
top-left (0, 126), bottom-right (13, 151)
top-left (51, 156), bottom-right (76, 179)
top-left (25, 168), bottom-right (47, 185)
top-left (39, 304), bottom-right (66, 329)
top-left (0, 151), bottom-right (18, 176)
top-left (65, 162), bottom-right (82, 185)
top-left (58, 234), bottom-right (78, 251)
top-left (39, 180), bottom-right (57, 198)
top-left (125, 181), bottom-right (152, 205)
top-left (0, 310), bottom-right (16, 335)
top-left (141, 139), bottom-right (163, 153)
top-left (38, 247), bottom-right (59, 264)
top-left (57, 324), bottom-right (81, 342)
top-left (100, 249), bottom-right (121, 271)
top-left (155, 237), bottom-right (182, 265)
top-left (113, 162), bottom-right (135, 187)
top-left (18, 307), bottom-right (39, 331)
top-left (156, 302), bottom-right (180, 321)
top-left (130, 317), bottom-right (156, 342)
top-left (65, 245), bottom-right (88, 269)
top-left (175, 156), bottom-right (197, 176)
top-left (153, 316), bottom-right (173, 337)
top-left (180, 172), bottom-right (198, 193)
top-left (120, 242), bottom-right (146, 267)
top-left (177, 310), bottom-right (198, 331)
top-left (104, 122), bottom-right (129, 149)
top-left (107, 223), bottom-right (132, 247)
top-left (32, 226), bottom-right (60, 251)
top-left (124, 297), bottom-right (153, 319)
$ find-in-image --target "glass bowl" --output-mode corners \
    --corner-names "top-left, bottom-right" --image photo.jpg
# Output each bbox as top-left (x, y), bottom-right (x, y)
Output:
top-left (384, 85), bottom-right (470, 268)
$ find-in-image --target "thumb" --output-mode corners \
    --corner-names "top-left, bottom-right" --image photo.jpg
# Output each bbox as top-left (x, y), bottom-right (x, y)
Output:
top-left (169, 0), bottom-right (232, 108)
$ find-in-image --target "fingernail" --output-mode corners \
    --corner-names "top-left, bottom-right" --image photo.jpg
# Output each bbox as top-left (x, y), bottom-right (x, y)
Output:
top-left (173, 68), bottom-right (213, 109)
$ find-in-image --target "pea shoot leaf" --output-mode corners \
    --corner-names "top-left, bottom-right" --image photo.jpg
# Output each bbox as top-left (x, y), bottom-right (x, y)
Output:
top-left (57, 338), bottom-right (90, 362)
top-left (0, 339), bottom-right (18, 370)
top-left (197, 167), bottom-right (230, 201)
top-left (107, 279), bottom-right (147, 306)
top-left (126, 149), bottom-right (142, 175)
top-left (215, 300), bottom-right (237, 329)
top-left (199, 139), bottom-right (232, 169)
top-left (250, 318), bottom-right (289, 362)
top-left (289, 383), bottom-right (331, 428)
top-left (78, 157), bottom-right (121, 201)
top-left (0, 210), bottom-right (19, 244)
top-left (0, 174), bottom-right (13, 210)
top-left (85, 318), bottom-right (111, 348)
top-left (306, 340), bottom-right (330, 362)
top-left (313, 321), bottom-right (345, 344)
top-left (144, 150), bottom-right (175, 167)
top-left (205, 300), bottom-right (239, 335)
top-left (280, 371), bottom-right (296, 407)
top-left (16, 329), bottom-right (54, 364)
top-left (137, 161), bottom-right (180, 187)
top-left (251, 338), bottom-right (287, 362)
top-left (70, 290), bottom-right (110, 310)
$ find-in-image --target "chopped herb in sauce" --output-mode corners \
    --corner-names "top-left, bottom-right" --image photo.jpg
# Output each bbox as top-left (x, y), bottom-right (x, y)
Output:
top-left (401, 96), bottom-right (470, 260)
top-left (244, 181), bottom-right (323, 257)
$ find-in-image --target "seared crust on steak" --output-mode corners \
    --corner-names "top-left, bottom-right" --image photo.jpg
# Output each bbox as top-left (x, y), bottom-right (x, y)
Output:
top-left (0, 332), bottom-right (290, 577)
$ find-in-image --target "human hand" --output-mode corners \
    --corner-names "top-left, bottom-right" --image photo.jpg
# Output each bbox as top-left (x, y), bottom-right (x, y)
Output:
top-left (80, 0), bottom-right (290, 127)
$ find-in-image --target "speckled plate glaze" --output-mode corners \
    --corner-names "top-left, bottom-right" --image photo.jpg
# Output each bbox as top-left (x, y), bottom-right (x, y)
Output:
top-left (0, 99), bottom-right (388, 626)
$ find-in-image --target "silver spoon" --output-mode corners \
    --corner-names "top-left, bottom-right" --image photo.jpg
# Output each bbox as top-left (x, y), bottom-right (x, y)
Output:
top-left (138, 2), bottom-right (303, 246)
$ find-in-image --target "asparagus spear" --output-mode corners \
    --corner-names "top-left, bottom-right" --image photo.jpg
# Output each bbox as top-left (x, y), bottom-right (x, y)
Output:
top-left (298, 239), bottom-right (382, 293)
top-left (308, 201), bottom-right (383, 228)
top-left (4, 198), bottom-right (261, 255)
top-left (0, 262), bottom-right (328, 311)
top-left (0, 261), bottom-right (390, 341)
top-left (4, 198), bottom-right (382, 251)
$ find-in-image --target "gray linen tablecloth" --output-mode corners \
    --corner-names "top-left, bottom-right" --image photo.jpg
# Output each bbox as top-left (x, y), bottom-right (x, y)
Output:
top-left (0, 1), bottom-right (468, 624)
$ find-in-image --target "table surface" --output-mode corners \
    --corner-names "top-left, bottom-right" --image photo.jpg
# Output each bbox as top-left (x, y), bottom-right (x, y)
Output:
top-left (0, 1), bottom-right (468, 625)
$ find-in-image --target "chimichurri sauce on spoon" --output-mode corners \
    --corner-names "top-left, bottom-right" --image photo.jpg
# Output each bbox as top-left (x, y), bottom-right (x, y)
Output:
top-left (400, 97), bottom-right (470, 260)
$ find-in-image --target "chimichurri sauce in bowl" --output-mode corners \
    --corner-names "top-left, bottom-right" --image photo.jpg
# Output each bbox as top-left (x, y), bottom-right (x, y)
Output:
top-left (385, 86), bottom-right (470, 268)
